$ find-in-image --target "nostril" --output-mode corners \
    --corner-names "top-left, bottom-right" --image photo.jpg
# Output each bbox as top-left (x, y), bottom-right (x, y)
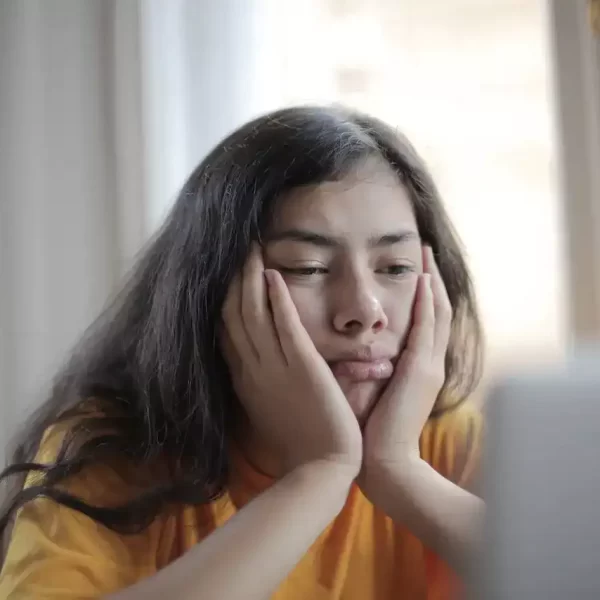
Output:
top-left (343, 319), bottom-right (362, 332)
top-left (372, 319), bottom-right (385, 332)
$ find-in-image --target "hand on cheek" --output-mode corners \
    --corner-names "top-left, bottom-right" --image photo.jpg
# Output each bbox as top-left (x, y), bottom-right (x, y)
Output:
top-left (358, 246), bottom-right (452, 484)
top-left (221, 244), bottom-right (363, 478)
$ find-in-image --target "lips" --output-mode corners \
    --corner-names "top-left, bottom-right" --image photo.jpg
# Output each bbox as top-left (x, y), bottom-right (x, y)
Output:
top-left (329, 358), bottom-right (394, 382)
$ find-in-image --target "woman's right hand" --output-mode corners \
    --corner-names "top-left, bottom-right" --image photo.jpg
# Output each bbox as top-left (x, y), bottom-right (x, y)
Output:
top-left (221, 245), bottom-right (362, 477)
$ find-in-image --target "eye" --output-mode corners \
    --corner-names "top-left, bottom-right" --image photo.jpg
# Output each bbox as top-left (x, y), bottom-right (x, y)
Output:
top-left (280, 266), bottom-right (328, 276)
top-left (377, 264), bottom-right (414, 277)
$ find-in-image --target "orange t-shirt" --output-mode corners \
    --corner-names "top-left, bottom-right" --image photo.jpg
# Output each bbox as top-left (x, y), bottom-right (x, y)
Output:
top-left (0, 402), bottom-right (483, 599)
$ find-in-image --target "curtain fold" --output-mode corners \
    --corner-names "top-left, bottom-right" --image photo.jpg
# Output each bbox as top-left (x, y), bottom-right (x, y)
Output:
top-left (0, 0), bottom-right (276, 464)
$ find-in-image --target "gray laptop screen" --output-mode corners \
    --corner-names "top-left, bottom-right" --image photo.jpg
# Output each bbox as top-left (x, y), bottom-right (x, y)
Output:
top-left (474, 358), bottom-right (600, 599)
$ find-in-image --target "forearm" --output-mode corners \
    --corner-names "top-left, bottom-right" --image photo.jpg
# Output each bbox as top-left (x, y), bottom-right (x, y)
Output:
top-left (365, 458), bottom-right (484, 576)
top-left (107, 462), bottom-right (354, 600)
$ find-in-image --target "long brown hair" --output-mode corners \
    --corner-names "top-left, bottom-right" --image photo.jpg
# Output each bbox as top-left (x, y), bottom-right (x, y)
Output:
top-left (0, 105), bottom-right (483, 560)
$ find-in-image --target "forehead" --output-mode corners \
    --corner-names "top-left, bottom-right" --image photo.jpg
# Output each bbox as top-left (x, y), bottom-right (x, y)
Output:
top-left (270, 160), bottom-right (418, 238)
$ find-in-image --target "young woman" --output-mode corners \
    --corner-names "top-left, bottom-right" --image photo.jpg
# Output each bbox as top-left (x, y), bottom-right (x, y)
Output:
top-left (0, 106), bottom-right (484, 599)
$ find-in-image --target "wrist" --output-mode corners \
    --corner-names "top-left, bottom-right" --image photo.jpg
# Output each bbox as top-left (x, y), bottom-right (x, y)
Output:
top-left (287, 460), bottom-right (357, 505)
top-left (360, 454), bottom-right (425, 512)
top-left (292, 460), bottom-right (358, 487)
top-left (363, 450), bottom-right (422, 480)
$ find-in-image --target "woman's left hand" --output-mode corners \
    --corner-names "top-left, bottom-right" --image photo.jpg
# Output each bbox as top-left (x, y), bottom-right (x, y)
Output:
top-left (359, 246), bottom-right (452, 483)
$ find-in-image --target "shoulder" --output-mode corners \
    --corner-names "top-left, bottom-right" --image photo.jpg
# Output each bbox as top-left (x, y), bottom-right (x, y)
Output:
top-left (420, 400), bottom-right (484, 491)
top-left (0, 405), bottom-right (173, 598)
top-left (31, 416), bottom-right (175, 515)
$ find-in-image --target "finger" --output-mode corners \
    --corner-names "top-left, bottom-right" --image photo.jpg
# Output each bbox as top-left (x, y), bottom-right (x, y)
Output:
top-left (422, 246), bottom-right (452, 361)
top-left (221, 272), bottom-right (256, 361)
top-left (405, 273), bottom-right (435, 359)
top-left (383, 274), bottom-right (434, 394)
top-left (422, 246), bottom-right (452, 321)
top-left (264, 268), bottom-right (314, 363)
top-left (240, 244), bottom-right (281, 361)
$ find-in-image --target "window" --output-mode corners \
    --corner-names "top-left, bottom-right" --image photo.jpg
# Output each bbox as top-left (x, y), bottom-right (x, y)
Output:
top-left (270, 0), bottom-right (564, 378)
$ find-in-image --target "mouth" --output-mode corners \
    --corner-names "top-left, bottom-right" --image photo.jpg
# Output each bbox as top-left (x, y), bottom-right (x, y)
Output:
top-left (328, 358), bottom-right (394, 382)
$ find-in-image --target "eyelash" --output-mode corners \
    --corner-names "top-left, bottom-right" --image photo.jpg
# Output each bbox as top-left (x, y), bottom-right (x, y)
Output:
top-left (280, 267), bottom-right (327, 276)
top-left (280, 265), bottom-right (414, 278)
top-left (379, 265), bottom-right (413, 276)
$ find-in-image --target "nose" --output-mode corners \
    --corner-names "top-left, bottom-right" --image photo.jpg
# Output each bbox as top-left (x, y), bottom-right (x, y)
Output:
top-left (332, 275), bottom-right (388, 336)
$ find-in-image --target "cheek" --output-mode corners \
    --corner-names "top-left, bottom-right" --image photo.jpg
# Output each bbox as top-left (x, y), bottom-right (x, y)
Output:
top-left (285, 286), bottom-right (328, 340)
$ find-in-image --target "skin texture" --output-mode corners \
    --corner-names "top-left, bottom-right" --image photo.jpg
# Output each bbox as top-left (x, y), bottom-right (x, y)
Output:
top-left (243, 158), bottom-right (424, 473)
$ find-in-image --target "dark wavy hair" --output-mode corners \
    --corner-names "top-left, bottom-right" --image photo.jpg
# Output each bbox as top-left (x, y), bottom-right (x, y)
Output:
top-left (0, 105), bottom-right (483, 561)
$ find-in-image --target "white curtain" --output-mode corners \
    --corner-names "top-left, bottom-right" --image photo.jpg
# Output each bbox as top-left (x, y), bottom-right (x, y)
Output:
top-left (0, 1), bottom-right (137, 465)
top-left (0, 0), bottom-right (278, 464)
top-left (140, 0), bottom-right (285, 228)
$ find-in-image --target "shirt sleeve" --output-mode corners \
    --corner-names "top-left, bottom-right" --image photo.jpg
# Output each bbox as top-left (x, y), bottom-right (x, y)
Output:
top-left (420, 400), bottom-right (484, 493)
top-left (0, 425), bottom-right (165, 599)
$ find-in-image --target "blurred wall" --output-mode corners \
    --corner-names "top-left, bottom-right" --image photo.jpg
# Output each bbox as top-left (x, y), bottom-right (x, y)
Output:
top-left (548, 0), bottom-right (600, 342)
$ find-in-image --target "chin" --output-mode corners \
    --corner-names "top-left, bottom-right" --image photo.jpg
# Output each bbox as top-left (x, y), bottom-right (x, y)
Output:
top-left (338, 379), bottom-right (385, 426)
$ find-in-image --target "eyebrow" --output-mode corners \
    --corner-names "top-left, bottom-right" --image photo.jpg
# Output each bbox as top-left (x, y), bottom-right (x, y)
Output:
top-left (265, 228), bottom-right (419, 248)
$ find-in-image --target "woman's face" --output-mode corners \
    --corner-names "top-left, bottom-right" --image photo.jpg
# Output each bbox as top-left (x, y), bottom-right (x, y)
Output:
top-left (264, 159), bottom-right (423, 423)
